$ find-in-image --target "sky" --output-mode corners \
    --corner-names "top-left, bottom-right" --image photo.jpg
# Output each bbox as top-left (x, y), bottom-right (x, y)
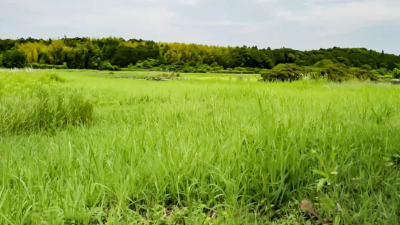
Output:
top-left (1, 0), bottom-right (400, 54)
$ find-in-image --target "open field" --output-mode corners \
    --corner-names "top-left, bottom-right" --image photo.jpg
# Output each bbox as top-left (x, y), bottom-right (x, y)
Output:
top-left (1, 69), bottom-right (400, 224)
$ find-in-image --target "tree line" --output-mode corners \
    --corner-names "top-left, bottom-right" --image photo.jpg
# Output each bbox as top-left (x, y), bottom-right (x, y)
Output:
top-left (0, 37), bottom-right (400, 75)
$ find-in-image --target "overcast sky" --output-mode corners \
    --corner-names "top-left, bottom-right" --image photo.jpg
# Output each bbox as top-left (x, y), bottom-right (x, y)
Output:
top-left (1, 0), bottom-right (400, 54)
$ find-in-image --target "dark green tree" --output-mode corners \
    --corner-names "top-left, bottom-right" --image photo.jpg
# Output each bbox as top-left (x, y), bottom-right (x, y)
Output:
top-left (2, 50), bottom-right (27, 68)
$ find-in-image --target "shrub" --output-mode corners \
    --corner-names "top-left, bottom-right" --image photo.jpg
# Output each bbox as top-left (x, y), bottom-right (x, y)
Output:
top-left (393, 68), bottom-right (400, 79)
top-left (181, 66), bottom-right (195, 73)
top-left (46, 72), bottom-right (66, 83)
top-left (361, 64), bottom-right (373, 70)
top-left (320, 64), bottom-right (350, 82)
top-left (261, 64), bottom-right (304, 82)
top-left (214, 70), bottom-right (254, 74)
top-left (127, 63), bottom-right (136, 71)
top-left (233, 67), bottom-right (247, 72)
top-left (2, 50), bottom-right (27, 68)
top-left (376, 68), bottom-right (388, 75)
top-left (100, 61), bottom-right (119, 71)
top-left (351, 68), bottom-right (379, 81)
top-left (314, 60), bottom-right (334, 68)
top-left (321, 64), bottom-right (379, 82)
top-left (29, 63), bottom-right (68, 69)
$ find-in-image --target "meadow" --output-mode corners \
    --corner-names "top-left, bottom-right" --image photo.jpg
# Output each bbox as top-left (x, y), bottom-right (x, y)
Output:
top-left (1, 69), bottom-right (400, 224)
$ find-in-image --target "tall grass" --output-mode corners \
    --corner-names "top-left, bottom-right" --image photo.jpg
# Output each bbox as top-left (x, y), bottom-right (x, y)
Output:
top-left (0, 70), bottom-right (400, 224)
top-left (0, 70), bottom-right (94, 134)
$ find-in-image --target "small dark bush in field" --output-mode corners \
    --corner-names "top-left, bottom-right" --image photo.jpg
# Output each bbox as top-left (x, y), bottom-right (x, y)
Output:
top-left (394, 68), bottom-right (400, 79)
top-left (29, 63), bottom-right (68, 69)
top-left (261, 64), bottom-right (304, 82)
top-left (321, 64), bottom-right (350, 82)
top-left (321, 64), bottom-right (379, 82)
top-left (47, 73), bottom-right (65, 82)
top-left (100, 61), bottom-right (120, 71)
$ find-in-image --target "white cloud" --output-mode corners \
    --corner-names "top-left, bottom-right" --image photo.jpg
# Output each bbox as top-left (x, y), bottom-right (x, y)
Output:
top-left (136, 0), bottom-right (199, 5)
top-left (274, 0), bottom-right (400, 35)
top-left (254, 0), bottom-right (279, 2)
top-left (4, 0), bottom-right (179, 33)
top-left (33, 8), bottom-right (176, 30)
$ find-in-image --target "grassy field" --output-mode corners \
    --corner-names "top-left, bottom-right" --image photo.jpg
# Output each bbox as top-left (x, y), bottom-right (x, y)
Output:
top-left (1, 69), bottom-right (400, 224)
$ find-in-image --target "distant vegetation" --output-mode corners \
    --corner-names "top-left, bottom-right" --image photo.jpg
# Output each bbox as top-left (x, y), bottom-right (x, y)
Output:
top-left (261, 62), bottom-right (380, 82)
top-left (0, 37), bottom-right (400, 81)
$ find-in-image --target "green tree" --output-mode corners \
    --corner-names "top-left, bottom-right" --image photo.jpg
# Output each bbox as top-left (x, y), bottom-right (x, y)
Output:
top-left (2, 50), bottom-right (27, 68)
top-left (2, 37), bottom-right (400, 73)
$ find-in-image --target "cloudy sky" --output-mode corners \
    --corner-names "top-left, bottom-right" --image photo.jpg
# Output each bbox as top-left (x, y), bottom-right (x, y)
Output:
top-left (1, 0), bottom-right (400, 54)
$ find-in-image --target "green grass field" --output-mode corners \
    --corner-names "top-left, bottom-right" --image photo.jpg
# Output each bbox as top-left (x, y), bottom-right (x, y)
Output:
top-left (1, 69), bottom-right (400, 224)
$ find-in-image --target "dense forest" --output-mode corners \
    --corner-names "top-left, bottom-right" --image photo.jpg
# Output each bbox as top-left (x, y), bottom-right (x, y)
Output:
top-left (1, 37), bottom-right (400, 75)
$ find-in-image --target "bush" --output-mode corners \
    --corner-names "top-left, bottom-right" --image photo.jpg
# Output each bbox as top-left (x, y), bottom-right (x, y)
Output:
top-left (375, 68), bottom-right (388, 75)
top-left (320, 64), bottom-right (350, 82)
top-left (29, 63), bottom-right (68, 69)
top-left (314, 60), bottom-right (334, 68)
top-left (351, 68), bottom-right (379, 81)
top-left (214, 70), bottom-right (254, 74)
top-left (233, 67), bottom-right (247, 72)
top-left (180, 66), bottom-right (195, 73)
top-left (261, 64), bottom-right (304, 82)
top-left (394, 68), bottom-right (400, 79)
top-left (320, 64), bottom-right (379, 82)
top-left (361, 64), bottom-right (373, 70)
top-left (2, 50), bottom-right (27, 68)
top-left (100, 61), bottom-right (120, 71)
